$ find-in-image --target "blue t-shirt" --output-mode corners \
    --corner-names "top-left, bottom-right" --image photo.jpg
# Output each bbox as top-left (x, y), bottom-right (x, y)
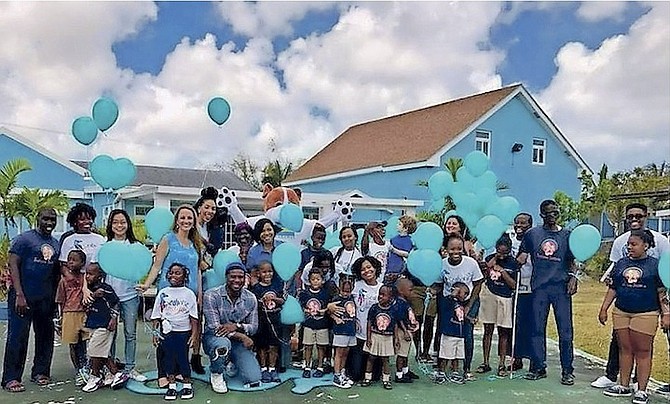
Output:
top-left (367, 303), bottom-right (397, 336)
top-left (611, 256), bottom-right (662, 313)
top-left (387, 235), bottom-right (412, 274)
top-left (246, 240), bottom-right (282, 271)
top-left (330, 294), bottom-right (356, 336)
top-left (520, 226), bottom-right (574, 290)
top-left (484, 253), bottom-right (519, 298)
top-left (158, 232), bottom-right (200, 294)
top-left (391, 297), bottom-right (413, 329)
top-left (250, 282), bottom-right (284, 315)
top-left (299, 287), bottom-right (330, 330)
top-left (438, 295), bottom-right (466, 338)
top-left (85, 283), bottom-right (119, 329)
top-left (9, 229), bottom-right (60, 300)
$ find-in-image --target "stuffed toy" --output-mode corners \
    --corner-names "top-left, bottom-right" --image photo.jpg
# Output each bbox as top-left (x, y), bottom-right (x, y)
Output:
top-left (216, 183), bottom-right (353, 246)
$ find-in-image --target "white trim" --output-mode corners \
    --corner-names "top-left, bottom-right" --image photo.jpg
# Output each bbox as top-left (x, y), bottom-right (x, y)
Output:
top-left (8, 187), bottom-right (85, 200)
top-left (0, 126), bottom-right (87, 176)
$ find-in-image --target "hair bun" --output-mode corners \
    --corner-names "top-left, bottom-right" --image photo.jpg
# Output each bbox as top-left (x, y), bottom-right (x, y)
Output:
top-left (201, 186), bottom-right (218, 199)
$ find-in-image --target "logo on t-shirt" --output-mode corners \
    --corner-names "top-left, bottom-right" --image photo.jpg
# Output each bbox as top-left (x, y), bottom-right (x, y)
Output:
top-left (40, 244), bottom-right (55, 262)
top-left (540, 239), bottom-right (558, 257)
top-left (623, 267), bottom-right (643, 285)
top-left (375, 312), bottom-right (391, 331)
top-left (345, 301), bottom-right (356, 318)
top-left (306, 298), bottom-right (323, 319)
top-left (261, 291), bottom-right (278, 311)
top-left (454, 305), bottom-right (465, 322)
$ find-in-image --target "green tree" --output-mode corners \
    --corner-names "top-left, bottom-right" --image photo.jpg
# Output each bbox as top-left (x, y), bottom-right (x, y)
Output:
top-left (13, 187), bottom-right (69, 228)
top-left (262, 159), bottom-right (295, 188)
top-left (216, 153), bottom-right (262, 191)
top-left (0, 158), bottom-right (32, 229)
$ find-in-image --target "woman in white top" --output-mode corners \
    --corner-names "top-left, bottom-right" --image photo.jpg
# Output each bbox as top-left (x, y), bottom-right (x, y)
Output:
top-left (330, 226), bottom-right (362, 285)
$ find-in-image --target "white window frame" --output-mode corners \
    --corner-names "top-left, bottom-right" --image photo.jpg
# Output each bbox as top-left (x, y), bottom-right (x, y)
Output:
top-left (532, 138), bottom-right (546, 165)
top-left (475, 130), bottom-right (491, 157)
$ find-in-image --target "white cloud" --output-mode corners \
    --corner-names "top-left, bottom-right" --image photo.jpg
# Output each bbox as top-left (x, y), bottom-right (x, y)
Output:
top-left (539, 3), bottom-right (670, 172)
top-left (576, 1), bottom-right (628, 23)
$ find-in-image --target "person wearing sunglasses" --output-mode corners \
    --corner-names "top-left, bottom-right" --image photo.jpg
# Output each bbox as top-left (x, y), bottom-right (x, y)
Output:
top-left (591, 202), bottom-right (670, 391)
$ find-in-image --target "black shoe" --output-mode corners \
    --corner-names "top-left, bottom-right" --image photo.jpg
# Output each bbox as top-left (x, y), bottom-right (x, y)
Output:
top-left (179, 387), bottom-right (194, 400)
top-left (278, 366), bottom-right (287, 374)
top-left (395, 375), bottom-right (413, 383)
top-left (164, 388), bottom-right (178, 401)
top-left (524, 370), bottom-right (547, 381)
top-left (190, 354), bottom-right (205, 375)
top-left (407, 370), bottom-right (420, 380)
top-left (302, 369), bottom-right (311, 378)
top-left (561, 373), bottom-right (575, 386)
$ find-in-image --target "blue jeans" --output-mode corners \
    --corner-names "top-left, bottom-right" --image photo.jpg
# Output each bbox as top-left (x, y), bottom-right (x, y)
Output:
top-left (530, 283), bottom-right (574, 375)
top-left (110, 297), bottom-right (139, 369)
top-left (203, 332), bottom-right (261, 384)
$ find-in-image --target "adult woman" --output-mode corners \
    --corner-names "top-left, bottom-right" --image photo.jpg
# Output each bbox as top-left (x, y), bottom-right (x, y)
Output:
top-left (246, 218), bottom-right (283, 275)
top-left (194, 187), bottom-right (222, 263)
top-left (346, 256), bottom-right (383, 382)
top-left (228, 222), bottom-right (254, 263)
top-left (104, 209), bottom-right (146, 382)
top-left (140, 205), bottom-right (205, 384)
top-left (330, 226), bottom-right (362, 284)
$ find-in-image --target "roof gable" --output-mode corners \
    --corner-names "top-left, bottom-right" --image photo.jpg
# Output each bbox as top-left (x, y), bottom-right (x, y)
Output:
top-left (287, 85), bottom-right (520, 183)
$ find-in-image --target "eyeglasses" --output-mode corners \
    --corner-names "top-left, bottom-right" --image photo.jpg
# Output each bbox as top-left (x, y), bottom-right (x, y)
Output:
top-left (626, 214), bottom-right (646, 220)
top-left (541, 210), bottom-right (560, 217)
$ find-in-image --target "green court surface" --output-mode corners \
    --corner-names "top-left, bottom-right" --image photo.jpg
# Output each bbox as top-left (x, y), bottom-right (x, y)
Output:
top-left (0, 321), bottom-right (667, 404)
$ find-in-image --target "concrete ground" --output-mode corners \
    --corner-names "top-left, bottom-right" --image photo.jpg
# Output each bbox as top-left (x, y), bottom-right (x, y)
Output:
top-left (0, 320), bottom-right (667, 404)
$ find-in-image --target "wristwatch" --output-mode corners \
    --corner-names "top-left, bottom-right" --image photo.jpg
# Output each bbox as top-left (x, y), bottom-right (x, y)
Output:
top-left (236, 322), bottom-right (243, 332)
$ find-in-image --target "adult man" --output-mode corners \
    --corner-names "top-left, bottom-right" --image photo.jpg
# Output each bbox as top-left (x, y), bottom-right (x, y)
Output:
top-left (519, 200), bottom-right (578, 385)
top-left (203, 262), bottom-right (262, 393)
top-left (591, 202), bottom-right (670, 390)
top-left (2, 208), bottom-right (60, 392)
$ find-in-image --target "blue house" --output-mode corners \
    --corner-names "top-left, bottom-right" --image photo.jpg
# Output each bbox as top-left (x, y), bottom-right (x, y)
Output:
top-left (285, 84), bottom-right (592, 224)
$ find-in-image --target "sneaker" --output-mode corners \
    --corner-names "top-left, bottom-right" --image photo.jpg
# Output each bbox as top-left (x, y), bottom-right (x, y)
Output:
top-left (432, 371), bottom-right (447, 384)
top-left (164, 387), bottom-right (178, 401)
top-left (82, 376), bottom-right (103, 393)
top-left (333, 374), bottom-right (352, 389)
top-left (561, 373), bottom-right (575, 386)
top-left (448, 372), bottom-right (465, 385)
top-left (322, 359), bottom-right (333, 374)
top-left (395, 374), bottom-right (413, 383)
top-left (312, 369), bottom-right (324, 378)
top-left (603, 385), bottom-right (633, 397)
top-left (210, 373), bottom-right (228, 394)
top-left (591, 375), bottom-right (617, 388)
top-left (129, 369), bottom-right (148, 382)
top-left (111, 372), bottom-right (129, 390)
top-left (524, 370), bottom-right (547, 381)
top-left (463, 372), bottom-right (476, 382)
top-left (74, 369), bottom-right (88, 387)
top-left (407, 370), bottom-right (420, 380)
top-left (382, 381), bottom-right (393, 390)
top-left (180, 387), bottom-right (194, 400)
top-left (302, 369), bottom-right (311, 378)
top-left (269, 370), bottom-right (281, 383)
top-left (261, 370), bottom-right (272, 383)
top-left (657, 384), bottom-right (670, 395)
top-left (102, 371), bottom-right (114, 387)
top-left (632, 390), bottom-right (649, 404)
top-left (244, 381), bottom-right (261, 388)
top-left (359, 379), bottom-right (372, 387)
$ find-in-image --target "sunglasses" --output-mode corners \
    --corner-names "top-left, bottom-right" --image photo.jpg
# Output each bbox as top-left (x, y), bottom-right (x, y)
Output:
top-left (626, 214), bottom-right (646, 220)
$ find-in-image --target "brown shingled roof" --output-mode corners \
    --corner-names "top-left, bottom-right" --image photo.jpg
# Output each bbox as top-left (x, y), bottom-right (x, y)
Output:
top-left (287, 84), bottom-right (521, 183)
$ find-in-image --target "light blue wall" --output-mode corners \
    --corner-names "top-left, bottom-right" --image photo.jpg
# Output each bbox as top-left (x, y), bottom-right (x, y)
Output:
top-left (296, 94), bottom-right (583, 225)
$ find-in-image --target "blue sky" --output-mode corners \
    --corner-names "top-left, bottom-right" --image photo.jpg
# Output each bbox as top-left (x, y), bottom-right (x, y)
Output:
top-left (0, 1), bottom-right (668, 173)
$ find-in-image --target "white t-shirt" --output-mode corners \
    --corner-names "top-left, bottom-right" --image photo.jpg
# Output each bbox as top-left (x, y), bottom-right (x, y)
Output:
top-left (512, 237), bottom-right (533, 294)
top-left (352, 280), bottom-right (382, 340)
top-left (609, 229), bottom-right (670, 262)
top-left (367, 241), bottom-right (390, 281)
top-left (59, 232), bottom-right (106, 268)
top-left (330, 247), bottom-right (362, 284)
top-left (151, 286), bottom-right (198, 332)
top-left (441, 255), bottom-right (484, 300)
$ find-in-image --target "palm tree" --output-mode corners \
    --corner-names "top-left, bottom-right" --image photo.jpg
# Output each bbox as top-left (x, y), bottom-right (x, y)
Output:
top-left (262, 159), bottom-right (294, 187)
top-left (0, 158), bottom-right (32, 229)
top-left (14, 187), bottom-right (69, 228)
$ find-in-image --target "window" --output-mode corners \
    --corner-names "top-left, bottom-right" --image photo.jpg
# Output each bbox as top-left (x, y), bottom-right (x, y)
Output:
top-left (532, 138), bottom-right (546, 165)
top-left (475, 131), bottom-right (490, 157)
top-left (134, 205), bottom-right (154, 218)
top-left (303, 207), bottom-right (319, 220)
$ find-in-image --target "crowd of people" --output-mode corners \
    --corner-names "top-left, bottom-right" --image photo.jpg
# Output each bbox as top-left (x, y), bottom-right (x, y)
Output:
top-left (1, 190), bottom-right (668, 404)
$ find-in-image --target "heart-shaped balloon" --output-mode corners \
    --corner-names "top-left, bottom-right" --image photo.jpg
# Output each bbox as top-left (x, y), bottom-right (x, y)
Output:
top-left (89, 154), bottom-right (136, 190)
top-left (98, 241), bottom-right (152, 283)
top-left (273, 243), bottom-right (301, 282)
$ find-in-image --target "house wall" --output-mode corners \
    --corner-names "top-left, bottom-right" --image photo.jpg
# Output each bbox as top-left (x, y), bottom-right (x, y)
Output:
top-left (296, 95), bottom-right (583, 224)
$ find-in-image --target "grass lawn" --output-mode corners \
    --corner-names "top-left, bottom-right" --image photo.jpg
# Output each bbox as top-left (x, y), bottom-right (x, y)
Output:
top-left (544, 279), bottom-right (669, 382)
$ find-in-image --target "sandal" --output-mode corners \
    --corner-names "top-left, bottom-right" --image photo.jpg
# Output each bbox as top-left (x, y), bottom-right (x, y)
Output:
top-left (475, 363), bottom-right (492, 374)
top-left (3, 380), bottom-right (25, 392)
top-left (497, 365), bottom-right (507, 378)
top-left (31, 374), bottom-right (50, 386)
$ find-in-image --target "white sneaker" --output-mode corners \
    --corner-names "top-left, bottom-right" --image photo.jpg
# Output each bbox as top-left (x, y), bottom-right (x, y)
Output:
top-left (210, 373), bottom-right (228, 394)
top-left (103, 371), bottom-right (115, 386)
top-left (129, 369), bottom-right (147, 382)
top-left (82, 375), bottom-right (103, 393)
top-left (591, 375), bottom-right (617, 388)
top-left (110, 372), bottom-right (129, 390)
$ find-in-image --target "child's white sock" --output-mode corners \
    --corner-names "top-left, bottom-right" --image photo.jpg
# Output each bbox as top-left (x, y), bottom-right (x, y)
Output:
top-left (261, 367), bottom-right (268, 372)
top-left (169, 383), bottom-right (177, 390)
top-left (396, 371), bottom-right (403, 378)
top-left (183, 383), bottom-right (192, 389)
top-left (402, 367), bottom-right (409, 374)
top-left (382, 374), bottom-right (390, 382)
top-left (364, 372), bottom-right (372, 380)
top-left (317, 367), bottom-right (324, 372)
top-left (268, 367), bottom-right (275, 372)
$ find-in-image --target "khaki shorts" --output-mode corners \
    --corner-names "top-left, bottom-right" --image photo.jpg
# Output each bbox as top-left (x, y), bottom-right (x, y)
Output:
top-left (302, 327), bottom-right (329, 346)
top-left (61, 312), bottom-right (90, 344)
top-left (478, 286), bottom-right (513, 329)
top-left (396, 335), bottom-right (412, 357)
top-left (439, 335), bottom-right (464, 360)
top-left (363, 333), bottom-right (395, 357)
top-left (87, 328), bottom-right (114, 358)
top-left (332, 335), bottom-right (357, 348)
top-left (612, 307), bottom-right (659, 336)
top-left (408, 286), bottom-right (437, 318)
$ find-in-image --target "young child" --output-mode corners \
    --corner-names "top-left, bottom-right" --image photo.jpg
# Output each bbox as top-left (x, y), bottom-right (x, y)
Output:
top-left (478, 234), bottom-right (518, 377)
top-left (393, 278), bottom-right (420, 383)
top-left (81, 263), bottom-right (126, 393)
top-left (299, 269), bottom-right (331, 378)
top-left (151, 263), bottom-right (199, 401)
top-left (249, 260), bottom-right (285, 384)
top-left (55, 250), bottom-right (90, 386)
top-left (361, 284), bottom-right (398, 390)
top-left (386, 215), bottom-right (417, 284)
top-left (330, 275), bottom-right (357, 388)
top-left (434, 282), bottom-right (470, 385)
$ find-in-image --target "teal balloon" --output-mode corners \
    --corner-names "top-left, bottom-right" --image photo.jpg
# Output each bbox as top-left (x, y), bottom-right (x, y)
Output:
top-left (280, 295), bottom-right (305, 325)
top-left (324, 229), bottom-right (339, 250)
top-left (429, 198), bottom-right (445, 212)
top-left (145, 207), bottom-right (174, 242)
top-left (203, 269), bottom-right (225, 291)
top-left (464, 150), bottom-right (489, 177)
top-left (428, 171), bottom-right (453, 199)
top-left (273, 242), bottom-right (301, 281)
top-left (658, 252), bottom-right (670, 288)
top-left (110, 157), bottom-right (137, 190)
top-left (98, 241), bottom-right (152, 283)
top-left (407, 249), bottom-right (442, 285)
top-left (454, 192), bottom-right (477, 213)
top-left (207, 97), bottom-right (231, 126)
top-left (89, 154), bottom-right (136, 190)
top-left (411, 221), bottom-right (442, 251)
top-left (356, 228), bottom-right (364, 243)
top-left (474, 188), bottom-right (498, 216)
top-left (385, 216), bottom-right (400, 239)
top-left (473, 170), bottom-right (498, 191)
top-left (279, 204), bottom-right (304, 233)
top-left (92, 97), bottom-right (119, 131)
top-left (213, 250), bottom-right (240, 279)
top-left (568, 224), bottom-right (601, 262)
top-left (455, 167), bottom-right (476, 191)
top-left (459, 210), bottom-right (481, 232)
top-left (71, 116), bottom-right (99, 145)
top-left (474, 215), bottom-right (506, 249)
top-left (486, 196), bottom-right (521, 225)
